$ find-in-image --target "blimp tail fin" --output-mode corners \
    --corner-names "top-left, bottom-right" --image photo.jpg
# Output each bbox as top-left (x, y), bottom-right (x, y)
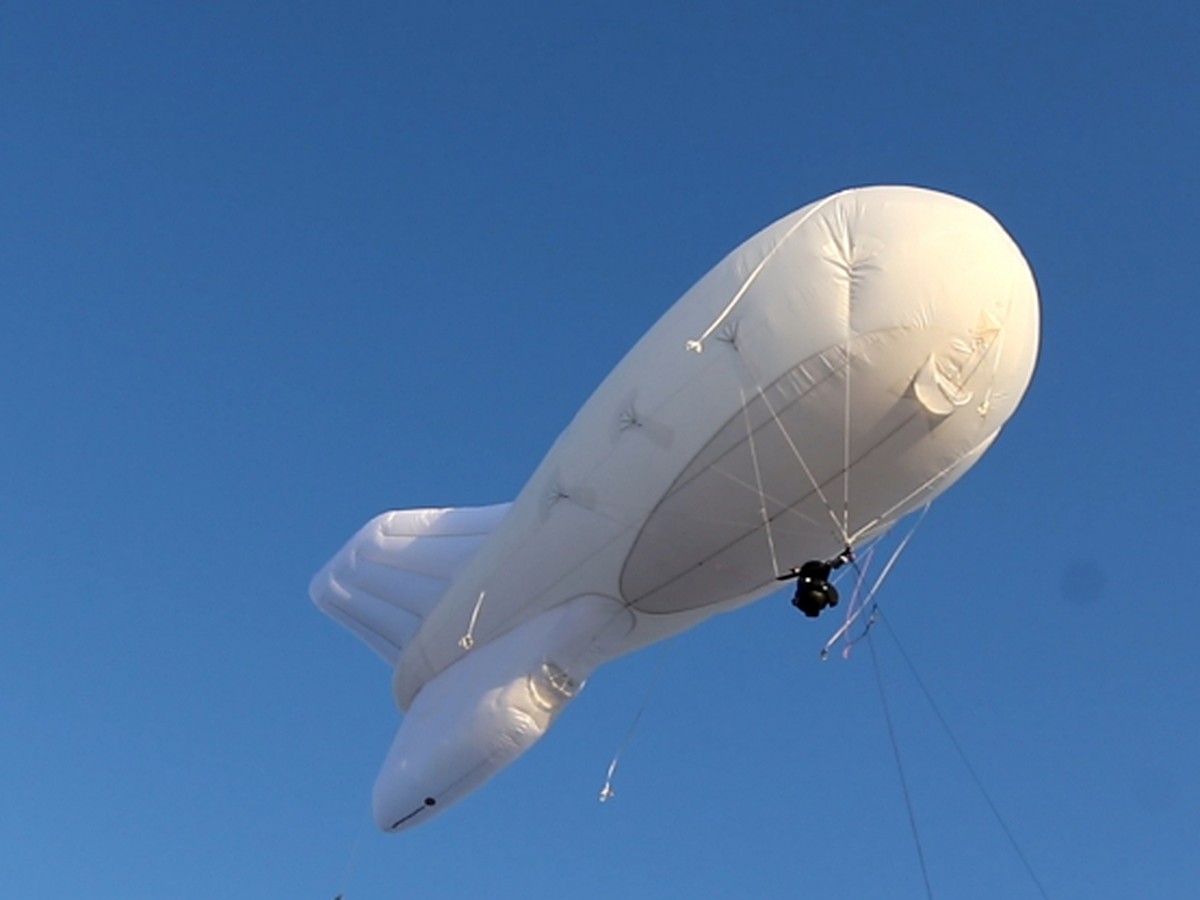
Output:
top-left (310, 503), bottom-right (511, 666)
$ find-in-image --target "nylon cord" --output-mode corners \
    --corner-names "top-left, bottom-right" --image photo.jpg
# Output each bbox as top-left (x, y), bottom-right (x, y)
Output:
top-left (842, 326), bottom-right (853, 542)
top-left (459, 590), bottom-right (487, 650)
top-left (877, 611), bottom-right (1053, 900)
top-left (741, 386), bottom-right (781, 574)
top-left (868, 630), bottom-right (936, 900)
top-left (823, 505), bottom-right (931, 657)
top-left (334, 815), bottom-right (367, 899)
top-left (751, 380), bottom-right (851, 547)
top-left (685, 193), bottom-right (843, 352)
top-left (599, 643), bottom-right (672, 802)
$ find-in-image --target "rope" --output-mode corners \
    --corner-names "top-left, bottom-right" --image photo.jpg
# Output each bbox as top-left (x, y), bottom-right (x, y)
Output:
top-left (752, 380), bottom-right (851, 548)
top-left (599, 643), bottom-right (672, 802)
top-left (820, 545), bottom-right (877, 660)
top-left (741, 387), bottom-right (781, 574)
top-left (868, 630), bottom-right (936, 899)
top-left (459, 591), bottom-right (486, 650)
top-left (878, 611), bottom-right (1053, 900)
top-left (842, 329), bottom-right (853, 541)
top-left (685, 194), bottom-right (842, 353)
top-left (703, 460), bottom-right (830, 536)
top-left (820, 504), bottom-right (929, 660)
top-left (847, 444), bottom-right (979, 548)
top-left (333, 818), bottom-right (366, 900)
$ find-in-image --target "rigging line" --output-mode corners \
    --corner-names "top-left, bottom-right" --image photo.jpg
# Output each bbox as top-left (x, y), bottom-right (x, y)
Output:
top-left (868, 630), bottom-right (936, 900)
top-left (712, 383), bottom-right (936, 547)
top-left (438, 513), bottom-right (650, 662)
top-left (929, 294), bottom-right (1013, 413)
top-left (481, 500), bottom-right (684, 632)
top-left (752, 380), bottom-right (851, 547)
top-left (334, 812), bottom-right (368, 900)
top-left (395, 606), bottom-right (644, 826)
top-left (847, 442), bottom-right (983, 547)
top-left (705, 320), bottom-right (847, 546)
top-left (581, 459), bottom-right (828, 547)
top-left (820, 544), bottom-right (877, 660)
top-left (412, 602), bottom-right (648, 823)
top-left (976, 328), bottom-right (1007, 417)
top-left (825, 504), bottom-right (930, 659)
top-left (877, 611), bottom-right (1053, 900)
top-left (741, 386), bottom-right (781, 574)
top-left (974, 248), bottom-right (1016, 410)
top-left (604, 478), bottom-right (825, 537)
top-left (842, 320), bottom-right (853, 542)
top-left (705, 462), bottom-right (829, 534)
top-left (685, 193), bottom-right (843, 353)
top-left (980, 251), bottom-right (1018, 395)
top-left (599, 642), bottom-right (673, 802)
top-left (459, 590), bottom-right (486, 650)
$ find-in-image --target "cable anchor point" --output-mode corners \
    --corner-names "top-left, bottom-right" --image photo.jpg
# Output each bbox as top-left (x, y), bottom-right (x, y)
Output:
top-left (459, 590), bottom-right (487, 651)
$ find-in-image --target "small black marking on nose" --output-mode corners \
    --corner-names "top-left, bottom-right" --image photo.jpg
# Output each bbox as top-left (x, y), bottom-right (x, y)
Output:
top-left (391, 798), bottom-right (436, 830)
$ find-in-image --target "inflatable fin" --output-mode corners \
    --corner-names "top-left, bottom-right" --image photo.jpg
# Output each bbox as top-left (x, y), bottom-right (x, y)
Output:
top-left (310, 503), bottom-right (511, 665)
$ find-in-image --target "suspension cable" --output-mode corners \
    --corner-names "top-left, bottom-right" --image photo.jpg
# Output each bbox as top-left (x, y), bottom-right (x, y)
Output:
top-left (842, 327), bottom-right (853, 541)
top-left (868, 630), bottom-right (936, 899)
top-left (751, 380), bottom-right (851, 547)
top-left (820, 505), bottom-right (929, 659)
top-left (877, 611), bottom-right (1053, 900)
top-left (741, 386), bottom-right (781, 574)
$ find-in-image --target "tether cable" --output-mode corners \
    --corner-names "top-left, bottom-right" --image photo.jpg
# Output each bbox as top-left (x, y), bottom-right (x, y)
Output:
top-left (878, 610), bottom-right (1052, 899)
top-left (868, 629), bottom-right (936, 899)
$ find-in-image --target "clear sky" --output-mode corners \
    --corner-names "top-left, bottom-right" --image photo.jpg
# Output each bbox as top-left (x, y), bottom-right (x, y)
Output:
top-left (2, 2), bottom-right (1197, 898)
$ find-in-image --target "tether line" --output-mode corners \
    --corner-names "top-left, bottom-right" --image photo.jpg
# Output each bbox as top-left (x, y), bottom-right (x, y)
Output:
top-left (869, 630), bottom-right (936, 899)
top-left (878, 611), bottom-right (1053, 900)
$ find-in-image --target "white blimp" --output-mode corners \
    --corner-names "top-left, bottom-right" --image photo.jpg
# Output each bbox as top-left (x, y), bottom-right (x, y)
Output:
top-left (311, 185), bottom-right (1040, 832)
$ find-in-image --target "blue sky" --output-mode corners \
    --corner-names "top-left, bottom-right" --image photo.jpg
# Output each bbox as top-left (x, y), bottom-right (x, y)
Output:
top-left (2, 2), bottom-right (1197, 897)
